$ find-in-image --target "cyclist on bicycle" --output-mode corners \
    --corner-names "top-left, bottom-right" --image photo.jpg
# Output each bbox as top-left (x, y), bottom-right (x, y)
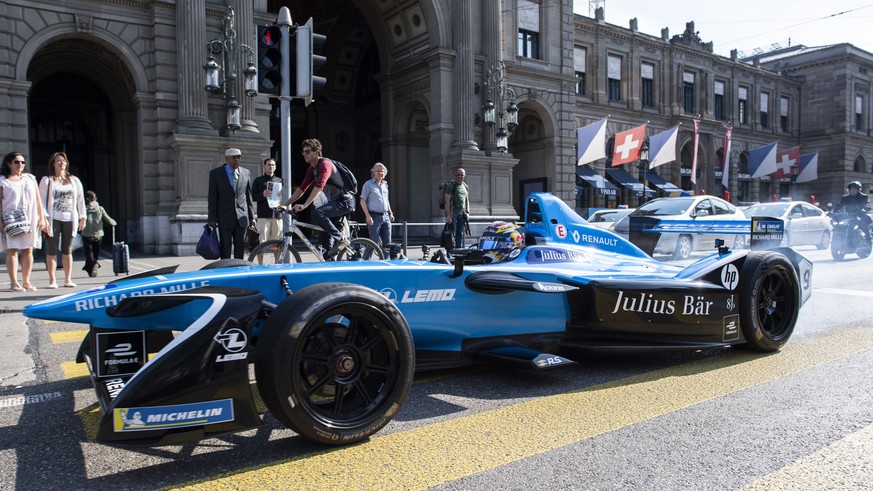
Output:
top-left (284, 139), bottom-right (355, 258)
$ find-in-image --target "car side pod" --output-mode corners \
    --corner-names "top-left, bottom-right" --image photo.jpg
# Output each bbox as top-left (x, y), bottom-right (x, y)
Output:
top-left (85, 287), bottom-right (264, 447)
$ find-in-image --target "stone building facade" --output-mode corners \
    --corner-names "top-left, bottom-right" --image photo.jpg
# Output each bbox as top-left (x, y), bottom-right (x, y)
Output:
top-left (2, 1), bottom-right (870, 255)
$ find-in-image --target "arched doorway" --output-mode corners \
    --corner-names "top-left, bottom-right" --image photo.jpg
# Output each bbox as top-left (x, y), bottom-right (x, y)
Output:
top-left (27, 38), bottom-right (140, 242)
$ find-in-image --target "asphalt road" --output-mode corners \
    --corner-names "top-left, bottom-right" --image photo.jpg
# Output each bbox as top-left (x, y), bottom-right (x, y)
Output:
top-left (1, 246), bottom-right (871, 490)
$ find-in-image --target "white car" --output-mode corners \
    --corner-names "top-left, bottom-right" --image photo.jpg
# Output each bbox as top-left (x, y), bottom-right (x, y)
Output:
top-left (586, 208), bottom-right (634, 231)
top-left (743, 201), bottom-right (832, 249)
top-left (612, 196), bottom-right (748, 259)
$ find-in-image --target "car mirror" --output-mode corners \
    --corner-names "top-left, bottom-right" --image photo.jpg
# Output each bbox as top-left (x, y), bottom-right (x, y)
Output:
top-left (694, 209), bottom-right (710, 217)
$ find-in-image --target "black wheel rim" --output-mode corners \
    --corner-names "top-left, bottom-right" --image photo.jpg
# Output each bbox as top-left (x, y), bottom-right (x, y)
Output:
top-left (291, 304), bottom-right (400, 428)
top-left (755, 267), bottom-right (795, 339)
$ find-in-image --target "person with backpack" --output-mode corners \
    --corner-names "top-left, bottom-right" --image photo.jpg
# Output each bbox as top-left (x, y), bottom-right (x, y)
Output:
top-left (444, 167), bottom-right (470, 249)
top-left (286, 138), bottom-right (357, 258)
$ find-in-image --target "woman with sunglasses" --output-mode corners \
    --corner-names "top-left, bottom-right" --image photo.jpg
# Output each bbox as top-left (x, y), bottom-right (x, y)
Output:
top-left (0, 152), bottom-right (48, 292)
top-left (39, 152), bottom-right (86, 288)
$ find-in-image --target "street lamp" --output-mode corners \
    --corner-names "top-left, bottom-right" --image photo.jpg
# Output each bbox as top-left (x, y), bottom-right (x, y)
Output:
top-left (638, 139), bottom-right (650, 206)
top-left (478, 61), bottom-right (518, 153)
top-left (204, 4), bottom-right (257, 134)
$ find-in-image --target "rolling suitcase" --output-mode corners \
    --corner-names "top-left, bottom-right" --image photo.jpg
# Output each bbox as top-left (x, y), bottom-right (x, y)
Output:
top-left (112, 226), bottom-right (130, 276)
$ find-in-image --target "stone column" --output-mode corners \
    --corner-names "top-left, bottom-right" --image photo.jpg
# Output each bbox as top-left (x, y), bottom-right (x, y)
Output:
top-left (481, 0), bottom-right (500, 151)
top-left (175, 0), bottom-right (213, 132)
top-left (451, 0), bottom-right (478, 151)
top-left (235, 0), bottom-right (259, 133)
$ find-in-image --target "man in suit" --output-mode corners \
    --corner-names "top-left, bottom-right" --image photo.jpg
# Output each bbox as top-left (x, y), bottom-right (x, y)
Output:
top-left (208, 148), bottom-right (254, 259)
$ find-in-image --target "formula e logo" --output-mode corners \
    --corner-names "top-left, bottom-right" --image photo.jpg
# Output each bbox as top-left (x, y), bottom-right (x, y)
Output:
top-left (720, 264), bottom-right (739, 290)
top-left (400, 289), bottom-right (456, 303)
top-left (214, 328), bottom-right (248, 363)
top-left (105, 343), bottom-right (136, 357)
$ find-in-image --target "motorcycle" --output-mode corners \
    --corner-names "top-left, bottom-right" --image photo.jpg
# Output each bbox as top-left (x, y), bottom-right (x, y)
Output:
top-left (829, 211), bottom-right (872, 261)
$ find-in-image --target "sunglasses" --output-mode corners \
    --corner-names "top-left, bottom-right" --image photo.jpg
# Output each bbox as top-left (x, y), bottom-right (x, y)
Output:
top-left (11, 160), bottom-right (25, 165)
top-left (302, 150), bottom-right (312, 155)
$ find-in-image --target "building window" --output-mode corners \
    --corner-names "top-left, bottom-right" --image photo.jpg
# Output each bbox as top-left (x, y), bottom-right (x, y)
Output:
top-left (760, 91), bottom-right (769, 128)
top-left (517, 30), bottom-right (539, 58)
top-left (517, 0), bottom-right (540, 59)
top-left (607, 55), bottom-right (622, 102)
top-left (683, 72), bottom-right (695, 113)
top-left (641, 62), bottom-right (654, 107)
top-left (714, 81), bottom-right (725, 121)
top-left (856, 95), bottom-right (864, 131)
top-left (738, 87), bottom-right (748, 125)
top-left (574, 47), bottom-right (586, 95)
top-left (780, 96), bottom-right (789, 132)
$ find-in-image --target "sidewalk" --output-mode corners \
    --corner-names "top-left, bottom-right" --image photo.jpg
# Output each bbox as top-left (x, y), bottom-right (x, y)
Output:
top-left (1, 251), bottom-right (227, 313)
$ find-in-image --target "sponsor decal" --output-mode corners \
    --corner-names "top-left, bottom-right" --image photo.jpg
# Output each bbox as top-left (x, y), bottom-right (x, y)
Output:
top-left (113, 399), bottom-right (234, 432)
top-left (74, 280), bottom-right (211, 312)
top-left (95, 331), bottom-right (146, 378)
top-left (533, 282), bottom-right (575, 293)
top-left (720, 264), bottom-right (739, 290)
top-left (379, 288), bottom-right (398, 303)
top-left (610, 291), bottom-right (713, 316)
top-left (723, 314), bottom-right (740, 341)
top-left (533, 354), bottom-right (573, 368)
top-left (554, 224), bottom-right (567, 239)
top-left (525, 248), bottom-right (587, 263)
top-left (400, 289), bottom-right (456, 303)
top-left (0, 392), bottom-right (62, 409)
top-left (577, 232), bottom-right (618, 247)
top-left (726, 295), bottom-right (736, 311)
top-left (214, 328), bottom-right (249, 363)
top-left (104, 377), bottom-right (126, 400)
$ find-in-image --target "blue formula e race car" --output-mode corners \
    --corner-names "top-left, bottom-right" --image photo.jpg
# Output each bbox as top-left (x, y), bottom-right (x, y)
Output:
top-left (24, 193), bottom-right (812, 447)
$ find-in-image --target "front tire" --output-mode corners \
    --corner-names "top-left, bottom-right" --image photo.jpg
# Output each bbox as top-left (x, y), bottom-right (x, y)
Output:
top-left (673, 235), bottom-right (693, 259)
top-left (200, 258), bottom-right (252, 270)
top-left (336, 238), bottom-right (385, 261)
top-left (738, 252), bottom-right (800, 352)
top-left (831, 234), bottom-right (846, 261)
top-left (247, 239), bottom-right (303, 264)
top-left (255, 283), bottom-right (415, 445)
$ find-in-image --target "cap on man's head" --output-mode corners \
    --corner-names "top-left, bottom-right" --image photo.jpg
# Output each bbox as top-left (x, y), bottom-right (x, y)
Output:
top-left (225, 148), bottom-right (242, 157)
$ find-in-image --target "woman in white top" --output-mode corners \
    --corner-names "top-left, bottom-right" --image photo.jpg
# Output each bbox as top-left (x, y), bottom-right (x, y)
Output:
top-left (0, 152), bottom-right (48, 291)
top-left (39, 152), bottom-right (86, 288)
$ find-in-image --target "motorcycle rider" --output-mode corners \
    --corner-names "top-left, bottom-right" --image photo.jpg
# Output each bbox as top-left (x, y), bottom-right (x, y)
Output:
top-left (833, 181), bottom-right (872, 242)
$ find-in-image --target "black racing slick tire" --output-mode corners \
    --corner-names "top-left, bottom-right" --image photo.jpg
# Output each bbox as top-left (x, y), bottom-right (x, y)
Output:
top-left (255, 282), bottom-right (415, 445)
top-left (738, 252), bottom-right (800, 352)
top-left (200, 258), bottom-right (252, 270)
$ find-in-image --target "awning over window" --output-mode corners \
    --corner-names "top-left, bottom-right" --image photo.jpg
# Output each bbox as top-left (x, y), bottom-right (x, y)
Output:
top-left (606, 167), bottom-right (655, 198)
top-left (576, 166), bottom-right (618, 197)
top-left (645, 172), bottom-right (682, 193)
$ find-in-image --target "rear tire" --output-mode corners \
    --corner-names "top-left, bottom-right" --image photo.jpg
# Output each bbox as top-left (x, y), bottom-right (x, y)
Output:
top-left (255, 283), bottom-right (414, 445)
top-left (247, 239), bottom-right (302, 264)
top-left (738, 252), bottom-right (800, 352)
top-left (673, 235), bottom-right (693, 259)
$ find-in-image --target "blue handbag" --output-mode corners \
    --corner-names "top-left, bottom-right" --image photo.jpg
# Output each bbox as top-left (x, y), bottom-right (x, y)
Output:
top-left (196, 224), bottom-right (220, 259)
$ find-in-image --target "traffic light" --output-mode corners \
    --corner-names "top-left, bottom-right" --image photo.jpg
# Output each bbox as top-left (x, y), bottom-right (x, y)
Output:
top-left (257, 25), bottom-right (283, 95)
top-left (296, 18), bottom-right (327, 106)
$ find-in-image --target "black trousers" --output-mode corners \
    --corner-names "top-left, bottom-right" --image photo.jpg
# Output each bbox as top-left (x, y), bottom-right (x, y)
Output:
top-left (218, 222), bottom-right (246, 259)
top-left (82, 236), bottom-right (102, 275)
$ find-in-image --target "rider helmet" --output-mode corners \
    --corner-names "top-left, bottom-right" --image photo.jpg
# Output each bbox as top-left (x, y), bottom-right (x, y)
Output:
top-left (847, 180), bottom-right (862, 190)
top-left (478, 221), bottom-right (525, 263)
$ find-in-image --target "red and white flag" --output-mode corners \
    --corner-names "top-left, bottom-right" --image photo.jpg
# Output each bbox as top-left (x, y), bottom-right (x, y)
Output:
top-left (690, 120), bottom-right (700, 184)
top-left (772, 146), bottom-right (801, 180)
top-left (721, 126), bottom-right (732, 189)
top-left (611, 124), bottom-right (647, 166)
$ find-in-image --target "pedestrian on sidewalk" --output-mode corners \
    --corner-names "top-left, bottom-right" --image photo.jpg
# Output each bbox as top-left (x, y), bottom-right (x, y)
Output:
top-left (81, 190), bottom-right (116, 277)
top-left (0, 151), bottom-right (48, 292)
top-left (39, 152), bottom-right (86, 288)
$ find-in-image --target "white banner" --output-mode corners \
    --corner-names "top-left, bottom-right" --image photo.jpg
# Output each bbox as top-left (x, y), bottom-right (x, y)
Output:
top-left (608, 55), bottom-right (621, 79)
top-left (714, 81), bottom-right (724, 96)
top-left (574, 47), bottom-right (586, 72)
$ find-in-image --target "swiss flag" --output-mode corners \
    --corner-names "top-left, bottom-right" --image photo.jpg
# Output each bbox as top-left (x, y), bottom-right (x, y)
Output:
top-left (772, 146), bottom-right (801, 179)
top-left (611, 124), bottom-right (647, 166)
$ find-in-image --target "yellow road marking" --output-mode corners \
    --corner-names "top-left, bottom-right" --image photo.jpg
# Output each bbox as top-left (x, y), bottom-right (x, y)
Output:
top-left (61, 361), bottom-right (89, 379)
top-left (744, 423), bottom-right (873, 490)
top-left (176, 324), bottom-right (873, 490)
top-left (50, 329), bottom-right (88, 344)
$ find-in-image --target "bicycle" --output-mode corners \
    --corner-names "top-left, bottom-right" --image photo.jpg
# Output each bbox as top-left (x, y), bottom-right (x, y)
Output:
top-left (247, 207), bottom-right (384, 264)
